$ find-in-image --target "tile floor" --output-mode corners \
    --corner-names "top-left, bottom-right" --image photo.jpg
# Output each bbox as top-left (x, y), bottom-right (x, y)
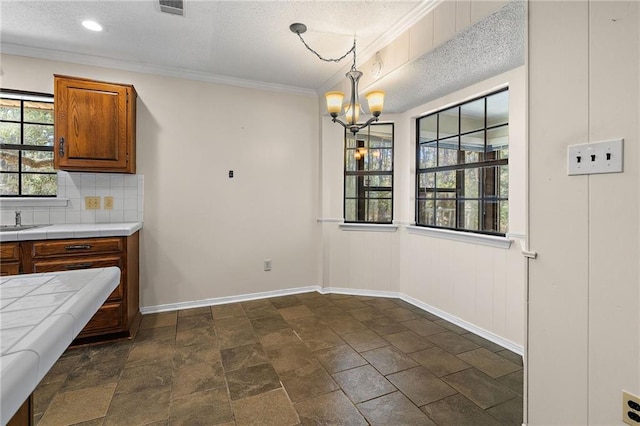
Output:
top-left (34, 292), bottom-right (523, 425)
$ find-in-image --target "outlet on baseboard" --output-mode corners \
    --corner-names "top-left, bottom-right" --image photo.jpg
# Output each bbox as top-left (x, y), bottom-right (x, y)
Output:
top-left (623, 390), bottom-right (640, 425)
top-left (84, 196), bottom-right (100, 210)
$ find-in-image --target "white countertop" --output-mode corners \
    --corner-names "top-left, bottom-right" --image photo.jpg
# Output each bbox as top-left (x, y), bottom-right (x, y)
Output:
top-left (0, 222), bottom-right (142, 242)
top-left (0, 267), bottom-right (121, 425)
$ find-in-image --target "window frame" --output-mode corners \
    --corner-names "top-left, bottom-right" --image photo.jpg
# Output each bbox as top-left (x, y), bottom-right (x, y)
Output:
top-left (343, 122), bottom-right (394, 224)
top-left (0, 89), bottom-right (56, 197)
top-left (415, 88), bottom-right (508, 236)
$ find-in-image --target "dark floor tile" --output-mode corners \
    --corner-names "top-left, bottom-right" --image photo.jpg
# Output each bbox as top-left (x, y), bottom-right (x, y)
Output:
top-left (342, 329), bottom-right (389, 353)
top-left (279, 363), bottom-right (340, 403)
top-left (104, 386), bottom-right (170, 425)
top-left (169, 387), bottom-right (233, 426)
top-left (285, 316), bottom-right (330, 334)
top-left (361, 345), bottom-right (418, 375)
top-left (442, 368), bottom-right (519, 409)
top-left (134, 325), bottom-right (176, 346)
top-left (325, 293), bottom-right (352, 300)
top-left (172, 361), bottom-right (226, 398)
top-left (410, 347), bottom-right (471, 377)
top-left (116, 361), bottom-right (173, 394)
top-left (79, 341), bottom-right (133, 366)
top-left (295, 291), bottom-right (323, 300)
top-left (325, 316), bottom-right (368, 336)
top-left (497, 349), bottom-right (524, 367)
top-left (174, 341), bottom-right (221, 368)
top-left (462, 333), bottom-right (505, 352)
top-left (215, 318), bottom-right (259, 349)
top-left (419, 310), bottom-right (444, 321)
top-left (233, 388), bottom-right (300, 426)
top-left (348, 306), bottom-right (387, 322)
top-left (401, 318), bottom-right (447, 337)
top-left (331, 298), bottom-right (369, 310)
top-left (278, 304), bottom-right (314, 320)
top-left (433, 319), bottom-right (468, 334)
top-left (125, 340), bottom-right (175, 367)
top-left (221, 342), bottom-right (269, 371)
top-left (363, 317), bottom-right (409, 335)
top-left (242, 300), bottom-right (280, 319)
top-left (299, 296), bottom-right (335, 310)
top-left (383, 307), bottom-right (422, 322)
top-left (270, 294), bottom-right (303, 308)
top-left (34, 379), bottom-right (64, 416)
top-left (497, 370), bottom-right (524, 396)
top-left (387, 366), bottom-right (457, 406)
top-left (486, 397), bottom-right (523, 425)
top-left (211, 303), bottom-right (246, 320)
top-left (298, 328), bottom-right (345, 351)
top-left (422, 393), bottom-right (503, 426)
top-left (39, 384), bottom-right (116, 426)
top-left (259, 328), bottom-right (303, 351)
top-left (357, 391), bottom-right (437, 425)
top-left (226, 363), bottom-right (282, 401)
top-left (177, 313), bottom-right (214, 331)
top-left (309, 304), bottom-right (346, 318)
top-left (40, 352), bottom-right (83, 384)
top-left (177, 306), bottom-right (212, 318)
top-left (251, 315), bottom-right (290, 336)
top-left (62, 358), bottom-right (126, 391)
top-left (332, 364), bottom-right (396, 404)
top-left (426, 331), bottom-right (480, 355)
top-left (267, 343), bottom-right (318, 374)
top-left (294, 390), bottom-right (368, 425)
top-left (384, 330), bottom-right (434, 353)
top-left (457, 348), bottom-right (522, 378)
top-left (362, 298), bottom-right (401, 311)
top-left (391, 299), bottom-right (419, 310)
top-left (175, 323), bottom-right (217, 348)
top-left (70, 417), bottom-right (105, 426)
top-left (314, 344), bottom-right (368, 374)
top-left (139, 312), bottom-right (177, 330)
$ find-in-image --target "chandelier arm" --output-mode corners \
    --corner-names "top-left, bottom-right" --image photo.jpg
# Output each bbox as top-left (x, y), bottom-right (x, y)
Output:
top-left (296, 33), bottom-right (356, 64)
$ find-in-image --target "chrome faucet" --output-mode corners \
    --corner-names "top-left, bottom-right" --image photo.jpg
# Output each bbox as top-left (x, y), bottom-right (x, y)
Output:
top-left (15, 211), bottom-right (21, 226)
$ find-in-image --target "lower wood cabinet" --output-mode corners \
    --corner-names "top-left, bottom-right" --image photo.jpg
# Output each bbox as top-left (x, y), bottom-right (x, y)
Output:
top-left (0, 243), bottom-right (20, 276)
top-left (18, 232), bottom-right (140, 343)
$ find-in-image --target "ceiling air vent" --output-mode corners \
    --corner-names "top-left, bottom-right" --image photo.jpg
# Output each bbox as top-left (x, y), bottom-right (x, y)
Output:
top-left (159, 0), bottom-right (184, 16)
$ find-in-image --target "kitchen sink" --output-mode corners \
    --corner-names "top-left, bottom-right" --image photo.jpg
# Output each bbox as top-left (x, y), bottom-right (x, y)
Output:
top-left (0, 224), bottom-right (45, 232)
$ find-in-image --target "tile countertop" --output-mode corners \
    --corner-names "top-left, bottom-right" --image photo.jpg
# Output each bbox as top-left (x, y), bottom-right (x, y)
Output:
top-left (0, 267), bottom-right (121, 425)
top-left (0, 222), bottom-right (143, 242)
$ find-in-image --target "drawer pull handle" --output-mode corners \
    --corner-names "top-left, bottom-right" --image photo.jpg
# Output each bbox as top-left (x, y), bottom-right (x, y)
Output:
top-left (64, 262), bottom-right (93, 270)
top-left (64, 244), bottom-right (92, 250)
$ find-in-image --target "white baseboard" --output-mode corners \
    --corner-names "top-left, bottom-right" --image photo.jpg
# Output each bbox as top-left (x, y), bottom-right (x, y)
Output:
top-left (140, 285), bottom-right (524, 356)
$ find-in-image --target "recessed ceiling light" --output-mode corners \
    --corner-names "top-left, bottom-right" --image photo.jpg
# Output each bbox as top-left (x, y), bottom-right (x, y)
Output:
top-left (82, 20), bottom-right (103, 32)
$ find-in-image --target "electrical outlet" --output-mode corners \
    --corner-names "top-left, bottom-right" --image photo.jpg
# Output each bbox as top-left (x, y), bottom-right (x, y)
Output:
top-left (623, 390), bottom-right (640, 425)
top-left (84, 196), bottom-right (100, 210)
top-left (568, 138), bottom-right (624, 175)
top-left (104, 196), bottom-right (114, 210)
top-left (264, 259), bottom-right (272, 271)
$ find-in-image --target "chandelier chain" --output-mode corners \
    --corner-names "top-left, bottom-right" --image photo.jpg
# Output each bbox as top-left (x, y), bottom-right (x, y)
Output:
top-left (295, 32), bottom-right (357, 70)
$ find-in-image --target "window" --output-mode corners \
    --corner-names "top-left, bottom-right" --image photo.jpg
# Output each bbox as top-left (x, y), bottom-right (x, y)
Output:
top-left (416, 89), bottom-right (508, 235)
top-left (0, 90), bottom-right (56, 196)
top-left (344, 123), bottom-right (394, 223)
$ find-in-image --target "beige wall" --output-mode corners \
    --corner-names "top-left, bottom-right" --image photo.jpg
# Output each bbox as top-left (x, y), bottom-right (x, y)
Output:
top-left (528, 1), bottom-right (640, 424)
top-left (0, 54), bottom-right (321, 307)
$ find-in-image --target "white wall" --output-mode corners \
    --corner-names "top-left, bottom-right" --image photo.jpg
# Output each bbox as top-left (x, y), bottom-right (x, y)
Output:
top-left (528, 1), bottom-right (640, 424)
top-left (0, 54), bottom-right (321, 308)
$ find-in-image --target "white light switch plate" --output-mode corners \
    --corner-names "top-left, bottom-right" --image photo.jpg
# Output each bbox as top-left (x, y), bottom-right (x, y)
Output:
top-left (568, 139), bottom-right (624, 175)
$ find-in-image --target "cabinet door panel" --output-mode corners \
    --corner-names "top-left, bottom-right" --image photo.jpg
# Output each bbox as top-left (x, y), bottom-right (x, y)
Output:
top-left (79, 302), bottom-right (124, 336)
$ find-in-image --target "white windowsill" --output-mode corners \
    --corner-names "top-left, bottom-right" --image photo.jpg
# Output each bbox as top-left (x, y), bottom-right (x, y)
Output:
top-left (406, 225), bottom-right (512, 249)
top-left (0, 198), bottom-right (69, 208)
top-left (339, 223), bottom-right (399, 232)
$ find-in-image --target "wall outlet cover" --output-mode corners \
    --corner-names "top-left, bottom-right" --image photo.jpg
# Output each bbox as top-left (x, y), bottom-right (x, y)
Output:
top-left (84, 196), bottom-right (100, 210)
top-left (623, 390), bottom-right (640, 425)
top-left (104, 196), bottom-right (114, 210)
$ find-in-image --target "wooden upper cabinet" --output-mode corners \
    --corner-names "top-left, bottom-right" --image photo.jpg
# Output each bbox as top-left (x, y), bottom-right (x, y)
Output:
top-left (54, 75), bottom-right (137, 173)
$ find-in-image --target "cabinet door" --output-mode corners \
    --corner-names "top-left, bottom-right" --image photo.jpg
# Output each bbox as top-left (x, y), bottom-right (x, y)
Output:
top-left (54, 75), bottom-right (136, 173)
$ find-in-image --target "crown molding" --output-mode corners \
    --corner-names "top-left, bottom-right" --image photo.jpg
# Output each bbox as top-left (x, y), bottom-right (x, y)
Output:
top-left (1, 43), bottom-right (318, 96)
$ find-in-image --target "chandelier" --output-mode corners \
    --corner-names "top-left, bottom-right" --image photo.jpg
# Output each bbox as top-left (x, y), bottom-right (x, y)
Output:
top-left (290, 23), bottom-right (385, 135)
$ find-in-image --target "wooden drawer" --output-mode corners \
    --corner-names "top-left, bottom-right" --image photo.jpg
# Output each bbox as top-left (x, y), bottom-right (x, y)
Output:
top-left (0, 263), bottom-right (19, 276)
top-left (30, 237), bottom-right (124, 258)
top-left (0, 243), bottom-right (20, 261)
top-left (79, 302), bottom-right (124, 335)
top-left (30, 255), bottom-right (124, 301)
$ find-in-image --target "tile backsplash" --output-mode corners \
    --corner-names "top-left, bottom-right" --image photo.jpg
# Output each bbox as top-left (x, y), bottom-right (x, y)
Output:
top-left (0, 171), bottom-right (144, 225)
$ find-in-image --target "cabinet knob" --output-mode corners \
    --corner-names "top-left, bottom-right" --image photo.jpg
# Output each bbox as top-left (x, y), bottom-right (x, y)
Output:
top-left (59, 137), bottom-right (65, 157)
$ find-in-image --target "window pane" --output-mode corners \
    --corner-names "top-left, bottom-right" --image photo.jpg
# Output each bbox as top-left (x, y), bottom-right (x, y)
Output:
top-left (463, 168), bottom-right (479, 198)
top-left (482, 199), bottom-right (499, 232)
top-left (462, 200), bottom-right (479, 231)
top-left (345, 199), bottom-right (357, 222)
top-left (22, 173), bottom-right (57, 196)
top-left (345, 149), bottom-right (358, 171)
top-left (418, 141), bottom-right (437, 169)
top-left (24, 101), bottom-right (54, 124)
top-left (499, 200), bottom-right (509, 234)
top-left (436, 199), bottom-right (456, 228)
top-left (0, 99), bottom-right (21, 121)
top-left (487, 125), bottom-right (508, 159)
top-left (0, 122), bottom-right (21, 144)
top-left (345, 175), bottom-right (357, 197)
top-left (366, 199), bottom-right (392, 222)
top-left (366, 175), bottom-right (392, 188)
top-left (22, 150), bottom-right (54, 172)
top-left (366, 190), bottom-right (392, 199)
top-left (418, 115), bottom-right (437, 143)
top-left (461, 131), bottom-right (484, 163)
top-left (417, 172), bottom-right (435, 198)
top-left (439, 107), bottom-right (459, 139)
top-left (460, 98), bottom-right (484, 134)
top-left (24, 124), bottom-right (54, 146)
top-left (417, 200), bottom-right (435, 225)
top-left (0, 173), bottom-right (19, 195)
top-left (346, 133), bottom-right (357, 149)
top-left (369, 124), bottom-right (393, 148)
top-left (436, 170), bottom-right (456, 189)
top-left (367, 149), bottom-right (392, 172)
top-left (487, 90), bottom-right (509, 127)
top-left (1, 149), bottom-right (19, 171)
top-left (499, 165), bottom-right (509, 198)
top-left (438, 137), bottom-right (458, 166)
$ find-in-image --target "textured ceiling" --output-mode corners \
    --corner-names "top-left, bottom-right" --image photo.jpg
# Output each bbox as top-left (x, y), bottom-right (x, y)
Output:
top-left (0, 0), bottom-right (426, 93)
